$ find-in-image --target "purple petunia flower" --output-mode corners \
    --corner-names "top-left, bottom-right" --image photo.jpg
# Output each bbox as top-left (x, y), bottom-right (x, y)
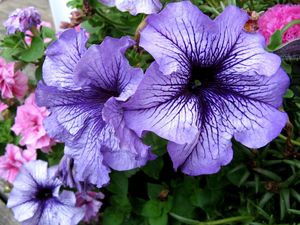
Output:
top-left (3, 7), bottom-right (41, 34)
top-left (7, 160), bottom-right (84, 225)
top-left (36, 29), bottom-right (152, 188)
top-left (99, 0), bottom-right (162, 15)
top-left (124, 2), bottom-right (289, 175)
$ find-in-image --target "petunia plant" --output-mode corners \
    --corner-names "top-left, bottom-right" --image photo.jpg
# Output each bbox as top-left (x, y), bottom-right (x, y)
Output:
top-left (1, 0), bottom-right (300, 225)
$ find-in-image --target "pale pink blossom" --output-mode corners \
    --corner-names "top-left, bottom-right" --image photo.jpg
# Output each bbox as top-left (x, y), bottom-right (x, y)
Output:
top-left (76, 191), bottom-right (104, 222)
top-left (0, 144), bottom-right (36, 183)
top-left (25, 21), bottom-right (53, 45)
top-left (258, 4), bottom-right (300, 43)
top-left (11, 93), bottom-right (54, 152)
top-left (0, 101), bottom-right (8, 113)
top-left (0, 58), bottom-right (28, 99)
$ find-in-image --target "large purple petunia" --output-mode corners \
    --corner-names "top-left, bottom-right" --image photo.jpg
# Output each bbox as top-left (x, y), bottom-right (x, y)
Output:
top-left (7, 160), bottom-right (84, 225)
top-left (36, 29), bottom-right (152, 188)
top-left (99, 0), bottom-right (162, 15)
top-left (124, 2), bottom-right (290, 175)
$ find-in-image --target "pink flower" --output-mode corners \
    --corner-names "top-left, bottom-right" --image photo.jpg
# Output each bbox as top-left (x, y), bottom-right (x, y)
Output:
top-left (258, 4), bottom-right (300, 43)
top-left (11, 93), bottom-right (55, 152)
top-left (76, 191), bottom-right (104, 222)
top-left (0, 101), bottom-right (8, 113)
top-left (0, 58), bottom-right (28, 99)
top-left (0, 144), bottom-right (36, 183)
top-left (25, 21), bottom-right (53, 45)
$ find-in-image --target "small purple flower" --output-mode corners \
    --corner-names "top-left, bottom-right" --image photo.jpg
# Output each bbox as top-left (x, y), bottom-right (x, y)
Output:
top-left (7, 160), bottom-right (84, 225)
top-left (3, 7), bottom-right (41, 34)
top-left (36, 29), bottom-right (152, 188)
top-left (124, 2), bottom-right (289, 175)
top-left (99, 0), bottom-right (162, 15)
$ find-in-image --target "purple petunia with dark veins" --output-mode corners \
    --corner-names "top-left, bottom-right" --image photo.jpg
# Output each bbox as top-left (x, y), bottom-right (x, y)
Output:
top-left (123, 1), bottom-right (290, 175)
top-left (7, 160), bottom-right (84, 225)
top-left (36, 29), bottom-right (152, 188)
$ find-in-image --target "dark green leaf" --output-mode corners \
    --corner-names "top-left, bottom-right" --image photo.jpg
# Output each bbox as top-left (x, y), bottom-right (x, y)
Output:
top-left (19, 37), bottom-right (44, 62)
top-left (267, 30), bottom-right (282, 51)
top-left (149, 214), bottom-right (168, 225)
top-left (141, 200), bottom-right (163, 218)
top-left (103, 207), bottom-right (125, 225)
top-left (142, 157), bottom-right (164, 179)
top-left (107, 172), bottom-right (128, 195)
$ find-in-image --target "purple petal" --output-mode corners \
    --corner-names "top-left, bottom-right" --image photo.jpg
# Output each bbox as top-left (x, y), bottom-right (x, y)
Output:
top-left (222, 31), bottom-right (281, 77)
top-left (36, 83), bottom-right (107, 143)
top-left (102, 97), bottom-right (152, 170)
top-left (233, 103), bottom-right (288, 148)
top-left (124, 62), bottom-right (199, 144)
top-left (74, 36), bottom-right (143, 101)
top-left (115, 0), bottom-right (162, 15)
top-left (43, 29), bottom-right (88, 89)
top-left (64, 139), bottom-right (111, 188)
top-left (168, 126), bottom-right (233, 175)
top-left (140, 1), bottom-right (217, 75)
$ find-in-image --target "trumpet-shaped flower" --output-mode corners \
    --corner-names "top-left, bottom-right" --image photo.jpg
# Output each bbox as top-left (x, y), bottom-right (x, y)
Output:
top-left (36, 29), bottom-right (152, 188)
top-left (99, 0), bottom-right (162, 15)
top-left (124, 2), bottom-right (289, 175)
top-left (7, 160), bottom-right (84, 225)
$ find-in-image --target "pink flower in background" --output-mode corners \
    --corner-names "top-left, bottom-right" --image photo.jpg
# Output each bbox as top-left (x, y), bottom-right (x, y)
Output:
top-left (258, 4), bottom-right (300, 43)
top-left (0, 144), bottom-right (36, 183)
top-left (25, 21), bottom-right (53, 45)
top-left (0, 58), bottom-right (28, 99)
top-left (0, 101), bottom-right (8, 113)
top-left (11, 93), bottom-right (55, 152)
top-left (76, 191), bottom-right (104, 222)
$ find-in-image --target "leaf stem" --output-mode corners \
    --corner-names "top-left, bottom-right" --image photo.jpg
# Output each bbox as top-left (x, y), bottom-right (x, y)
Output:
top-left (169, 212), bottom-right (253, 225)
top-left (278, 134), bottom-right (300, 147)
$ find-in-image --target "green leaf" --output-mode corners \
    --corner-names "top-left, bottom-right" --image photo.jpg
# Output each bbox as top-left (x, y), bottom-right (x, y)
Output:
top-left (149, 214), bottom-right (168, 225)
top-left (103, 207), bottom-right (125, 225)
top-left (110, 195), bottom-right (132, 213)
top-left (252, 168), bottom-right (282, 182)
top-left (147, 183), bottom-right (164, 199)
top-left (107, 171), bottom-right (128, 195)
top-left (288, 208), bottom-right (300, 215)
top-left (267, 30), bottom-right (282, 51)
top-left (280, 189), bottom-right (290, 211)
top-left (19, 37), bottom-right (44, 62)
top-left (284, 89), bottom-right (294, 99)
top-left (142, 157), bottom-right (164, 179)
top-left (0, 118), bottom-right (14, 145)
top-left (141, 199), bottom-right (163, 218)
top-left (47, 144), bottom-right (64, 166)
top-left (41, 27), bottom-right (55, 39)
top-left (259, 192), bottom-right (274, 208)
top-left (143, 132), bottom-right (167, 156)
top-left (190, 188), bottom-right (223, 211)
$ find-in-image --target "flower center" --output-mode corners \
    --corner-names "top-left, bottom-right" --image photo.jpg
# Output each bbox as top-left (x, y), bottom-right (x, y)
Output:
top-left (35, 187), bottom-right (53, 200)
top-left (187, 64), bottom-right (217, 93)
